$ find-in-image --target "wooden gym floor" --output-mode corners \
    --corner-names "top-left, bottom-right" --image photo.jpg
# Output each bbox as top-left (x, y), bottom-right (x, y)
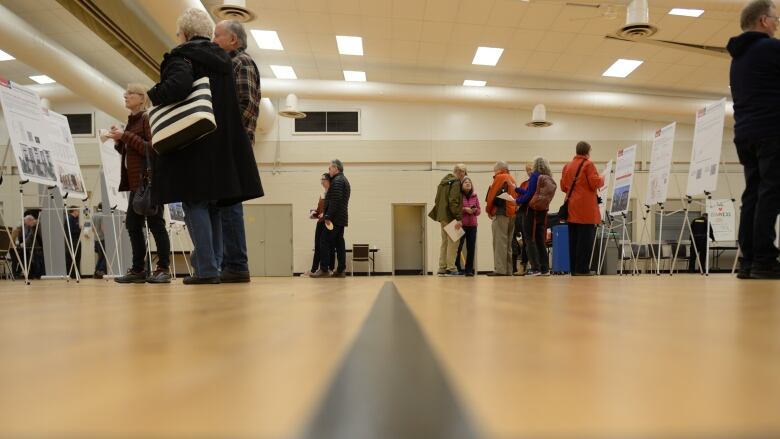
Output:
top-left (0, 275), bottom-right (779, 439)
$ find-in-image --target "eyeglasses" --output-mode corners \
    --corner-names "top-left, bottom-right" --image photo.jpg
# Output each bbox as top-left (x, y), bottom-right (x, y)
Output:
top-left (765, 14), bottom-right (780, 23)
top-left (124, 91), bottom-right (143, 97)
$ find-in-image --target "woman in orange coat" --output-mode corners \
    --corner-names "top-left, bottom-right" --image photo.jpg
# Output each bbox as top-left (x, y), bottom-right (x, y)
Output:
top-left (560, 141), bottom-right (605, 276)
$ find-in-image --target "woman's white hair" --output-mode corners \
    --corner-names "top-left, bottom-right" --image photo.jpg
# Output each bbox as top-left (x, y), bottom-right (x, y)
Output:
top-left (176, 8), bottom-right (214, 40)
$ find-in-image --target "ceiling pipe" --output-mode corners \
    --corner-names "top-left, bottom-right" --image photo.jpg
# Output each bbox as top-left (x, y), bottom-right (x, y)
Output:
top-left (260, 79), bottom-right (733, 122)
top-left (0, 3), bottom-right (126, 120)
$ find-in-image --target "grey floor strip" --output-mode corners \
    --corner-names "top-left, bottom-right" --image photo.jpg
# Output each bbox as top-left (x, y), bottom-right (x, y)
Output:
top-left (296, 281), bottom-right (481, 439)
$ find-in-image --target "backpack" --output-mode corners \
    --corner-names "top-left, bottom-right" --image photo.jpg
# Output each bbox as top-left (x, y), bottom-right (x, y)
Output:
top-left (529, 174), bottom-right (557, 211)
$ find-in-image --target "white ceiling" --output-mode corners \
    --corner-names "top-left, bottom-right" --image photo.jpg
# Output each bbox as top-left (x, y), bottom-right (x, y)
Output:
top-left (0, 0), bottom-right (742, 102)
top-left (221, 0), bottom-right (739, 97)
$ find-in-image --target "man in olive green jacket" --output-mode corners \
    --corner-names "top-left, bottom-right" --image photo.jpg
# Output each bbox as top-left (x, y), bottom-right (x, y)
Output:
top-left (429, 164), bottom-right (467, 275)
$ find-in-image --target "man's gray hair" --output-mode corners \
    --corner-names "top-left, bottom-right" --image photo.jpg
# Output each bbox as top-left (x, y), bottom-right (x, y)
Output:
top-left (223, 20), bottom-right (248, 50)
top-left (23, 215), bottom-right (35, 222)
top-left (741, 0), bottom-right (775, 30)
top-left (494, 161), bottom-right (509, 171)
top-left (331, 159), bottom-right (344, 172)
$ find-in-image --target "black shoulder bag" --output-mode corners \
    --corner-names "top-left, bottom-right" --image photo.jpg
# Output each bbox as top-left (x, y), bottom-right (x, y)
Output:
top-left (132, 141), bottom-right (159, 217)
top-left (558, 159), bottom-right (586, 221)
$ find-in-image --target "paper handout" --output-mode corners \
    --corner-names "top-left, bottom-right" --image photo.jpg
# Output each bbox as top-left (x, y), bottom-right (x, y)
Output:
top-left (444, 219), bottom-right (465, 242)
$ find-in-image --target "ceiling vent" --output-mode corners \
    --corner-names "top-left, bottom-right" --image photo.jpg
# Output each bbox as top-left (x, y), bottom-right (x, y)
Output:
top-left (210, 1), bottom-right (256, 23)
top-left (279, 94), bottom-right (307, 119)
top-left (616, 0), bottom-right (657, 39)
top-left (526, 104), bottom-right (552, 128)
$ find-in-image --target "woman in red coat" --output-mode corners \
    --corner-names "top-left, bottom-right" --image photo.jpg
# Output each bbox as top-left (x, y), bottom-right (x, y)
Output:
top-left (560, 141), bottom-right (605, 276)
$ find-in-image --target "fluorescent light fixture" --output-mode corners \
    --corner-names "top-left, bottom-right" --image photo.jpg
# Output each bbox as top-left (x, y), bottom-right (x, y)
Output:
top-left (463, 80), bottom-right (486, 87)
top-left (472, 47), bottom-right (504, 66)
top-left (0, 49), bottom-right (14, 61)
top-left (336, 35), bottom-right (364, 56)
top-left (602, 59), bottom-right (643, 78)
top-left (343, 70), bottom-right (366, 82)
top-left (250, 30), bottom-right (284, 50)
top-left (270, 65), bottom-right (297, 79)
top-left (29, 75), bottom-right (56, 84)
top-left (669, 8), bottom-right (704, 17)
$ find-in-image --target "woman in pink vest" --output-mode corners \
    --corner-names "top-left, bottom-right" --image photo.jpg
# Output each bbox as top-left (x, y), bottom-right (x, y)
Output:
top-left (456, 177), bottom-right (481, 276)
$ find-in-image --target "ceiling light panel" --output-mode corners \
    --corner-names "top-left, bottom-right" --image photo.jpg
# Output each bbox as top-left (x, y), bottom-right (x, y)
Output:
top-left (472, 47), bottom-right (504, 66)
top-left (602, 59), bottom-right (643, 78)
top-left (270, 65), bottom-right (297, 79)
top-left (669, 8), bottom-right (704, 17)
top-left (463, 80), bottom-right (486, 86)
top-left (336, 36), bottom-right (364, 56)
top-left (343, 70), bottom-right (366, 81)
top-left (29, 75), bottom-right (56, 84)
top-left (251, 30), bottom-right (284, 50)
top-left (0, 49), bottom-right (15, 61)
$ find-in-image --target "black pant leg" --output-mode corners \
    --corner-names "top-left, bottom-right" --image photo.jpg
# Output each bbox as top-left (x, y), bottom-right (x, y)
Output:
top-left (334, 225), bottom-right (346, 273)
top-left (146, 207), bottom-right (171, 269)
top-left (753, 138), bottom-right (780, 267)
top-left (534, 210), bottom-right (549, 272)
top-left (312, 222), bottom-right (324, 272)
top-left (574, 224), bottom-right (596, 274)
top-left (124, 192), bottom-right (147, 272)
top-left (465, 226), bottom-right (477, 274)
top-left (736, 141), bottom-right (759, 266)
top-left (319, 226), bottom-right (333, 272)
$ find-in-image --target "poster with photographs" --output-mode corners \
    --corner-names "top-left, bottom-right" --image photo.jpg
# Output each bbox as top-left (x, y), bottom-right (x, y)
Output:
top-left (168, 202), bottom-right (185, 225)
top-left (46, 109), bottom-right (87, 199)
top-left (610, 144), bottom-right (637, 216)
top-left (0, 78), bottom-right (59, 186)
top-left (687, 98), bottom-right (726, 197)
top-left (644, 122), bottom-right (676, 206)
top-left (98, 138), bottom-right (129, 211)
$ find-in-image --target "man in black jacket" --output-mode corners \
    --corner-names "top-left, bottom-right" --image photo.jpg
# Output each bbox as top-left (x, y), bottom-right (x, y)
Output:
top-left (728, 0), bottom-right (780, 279)
top-left (312, 159), bottom-right (351, 278)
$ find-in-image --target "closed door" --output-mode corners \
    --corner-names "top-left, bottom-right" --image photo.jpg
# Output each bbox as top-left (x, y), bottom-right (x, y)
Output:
top-left (393, 204), bottom-right (425, 275)
top-left (244, 204), bottom-right (293, 277)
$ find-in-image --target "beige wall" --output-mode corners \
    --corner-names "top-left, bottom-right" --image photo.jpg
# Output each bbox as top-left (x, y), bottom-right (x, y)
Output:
top-left (1, 97), bottom-right (743, 274)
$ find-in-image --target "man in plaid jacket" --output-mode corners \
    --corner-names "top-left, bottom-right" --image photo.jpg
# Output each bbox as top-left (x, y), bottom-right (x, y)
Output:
top-left (214, 19), bottom-right (261, 283)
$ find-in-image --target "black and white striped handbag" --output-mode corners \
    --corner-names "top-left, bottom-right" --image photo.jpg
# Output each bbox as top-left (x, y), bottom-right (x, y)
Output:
top-left (149, 77), bottom-right (216, 155)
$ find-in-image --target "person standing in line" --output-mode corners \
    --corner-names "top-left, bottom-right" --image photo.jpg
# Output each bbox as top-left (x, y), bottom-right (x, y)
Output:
top-left (513, 162), bottom-right (533, 276)
top-left (560, 141), bottom-right (605, 276)
top-left (485, 161), bottom-right (517, 276)
top-left (303, 173), bottom-right (335, 277)
top-left (455, 176), bottom-right (480, 277)
top-left (428, 164), bottom-right (466, 276)
top-left (93, 202), bottom-right (107, 279)
top-left (311, 160), bottom-right (350, 278)
top-left (147, 8), bottom-right (263, 284)
top-left (109, 84), bottom-right (172, 284)
top-left (727, 0), bottom-right (780, 279)
top-left (516, 157), bottom-right (556, 276)
top-left (213, 19), bottom-right (261, 283)
top-left (64, 207), bottom-right (82, 279)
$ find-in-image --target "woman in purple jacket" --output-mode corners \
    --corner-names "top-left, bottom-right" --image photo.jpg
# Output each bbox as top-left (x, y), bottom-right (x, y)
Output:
top-left (456, 177), bottom-right (481, 276)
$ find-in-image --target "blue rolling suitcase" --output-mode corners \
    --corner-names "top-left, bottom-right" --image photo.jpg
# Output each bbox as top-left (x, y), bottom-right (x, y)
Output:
top-left (551, 224), bottom-right (570, 274)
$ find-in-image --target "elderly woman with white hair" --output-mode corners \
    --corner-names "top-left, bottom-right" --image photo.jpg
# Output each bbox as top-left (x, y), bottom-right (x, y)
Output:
top-left (146, 8), bottom-right (263, 284)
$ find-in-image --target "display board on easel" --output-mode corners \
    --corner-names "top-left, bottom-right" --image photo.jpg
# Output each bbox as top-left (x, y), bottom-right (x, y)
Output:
top-left (645, 122), bottom-right (676, 206)
top-left (0, 78), bottom-right (82, 282)
top-left (610, 144), bottom-right (637, 216)
top-left (687, 98), bottom-right (726, 197)
top-left (98, 138), bottom-right (129, 211)
top-left (598, 160), bottom-right (613, 222)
